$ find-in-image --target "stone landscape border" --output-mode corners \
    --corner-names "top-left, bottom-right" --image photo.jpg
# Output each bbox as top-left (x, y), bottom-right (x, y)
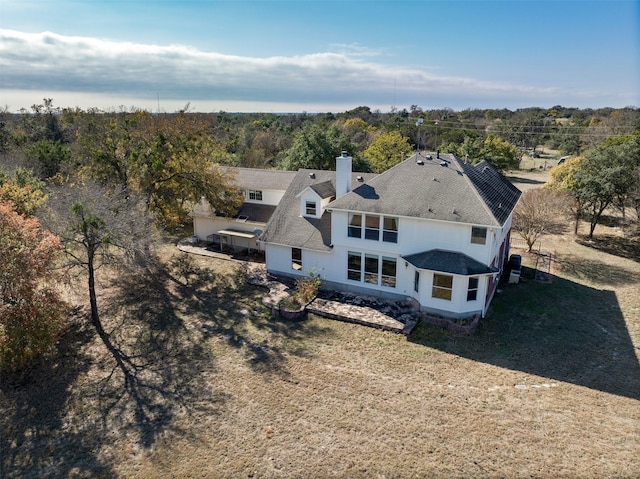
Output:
top-left (420, 313), bottom-right (481, 335)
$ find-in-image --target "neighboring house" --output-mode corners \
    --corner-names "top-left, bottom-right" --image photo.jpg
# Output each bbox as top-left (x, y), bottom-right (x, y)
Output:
top-left (260, 152), bottom-right (521, 318)
top-left (191, 167), bottom-right (296, 252)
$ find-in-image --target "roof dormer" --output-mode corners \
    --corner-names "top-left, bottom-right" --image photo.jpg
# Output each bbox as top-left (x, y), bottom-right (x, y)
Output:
top-left (296, 180), bottom-right (335, 219)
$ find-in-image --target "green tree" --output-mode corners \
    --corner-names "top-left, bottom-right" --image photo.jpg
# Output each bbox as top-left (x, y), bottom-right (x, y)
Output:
top-left (574, 135), bottom-right (640, 237)
top-left (0, 200), bottom-right (68, 372)
top-left (27, 139), bottom-right (71, 178)
top-left (279, 123), bottom-right (364, 171)
top-left (547, 156), bottom-right (586, 234)
top-left (364, 130), bottom-right (412, 173)
top-left (446, 135), bottom-right (520, 172)
top-left (76, 111), bottom-right (243, 229)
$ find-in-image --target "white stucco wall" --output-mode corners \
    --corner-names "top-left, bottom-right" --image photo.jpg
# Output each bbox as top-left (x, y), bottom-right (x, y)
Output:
top-left (329, 210), bottom-right (497, 264)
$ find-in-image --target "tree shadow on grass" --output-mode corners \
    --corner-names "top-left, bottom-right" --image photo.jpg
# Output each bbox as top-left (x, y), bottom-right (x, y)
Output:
top-left (163, 253), bottom-right (334, 376)
top-left (96, 260), bottom-right (228, 450)
top-left (410, 275), bottom-right (640, 400)
top-left (554, 252), bottom-right (638, 286)
top-left (576, 234), bottom-right (640, 263)
top-left (0, 315), bottom-right (117, 479)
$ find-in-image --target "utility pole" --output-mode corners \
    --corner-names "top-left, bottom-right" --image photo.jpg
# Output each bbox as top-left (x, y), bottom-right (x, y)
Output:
top-left (416, 118), bottom-right (423, 156)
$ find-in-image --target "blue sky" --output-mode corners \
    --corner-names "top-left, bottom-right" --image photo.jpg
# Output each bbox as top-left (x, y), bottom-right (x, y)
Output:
top-left (1, 0), bottom-right (638, 112)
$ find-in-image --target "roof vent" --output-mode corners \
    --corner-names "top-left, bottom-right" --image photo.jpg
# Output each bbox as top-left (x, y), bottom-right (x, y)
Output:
top-left (482, 166), bottom-right (489, 173)
top-left (432, 177), bottom-right (438, 181)
top-left (440, 161), bottom-right (448, 167)
top-left (416, 159), bottom-right (424, 165)
top-left (426, 155), bottom-right (433, 160)
top-left (451, 208), bottom-right (458, 215)
top-left (341, 151), bottom-right (349, 158)
top-left (309, 172), bottom-right (315, 179)
top-left (356, 175), bottom-right (364, 182)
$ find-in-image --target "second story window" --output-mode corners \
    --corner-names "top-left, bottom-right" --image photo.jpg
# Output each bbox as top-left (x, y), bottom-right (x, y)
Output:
top-left (305, 200), bottom-right (317, 216)
top-left (248, 190), bottom-right (263, 201)
top-left (365, 215), bottom-right (380, 240)
top-left (383, 217), bottom-right (398, 243)
top-left (471, 226), bottom-right (487, 245)
top-left (348, 213), bottom-right (362, 238)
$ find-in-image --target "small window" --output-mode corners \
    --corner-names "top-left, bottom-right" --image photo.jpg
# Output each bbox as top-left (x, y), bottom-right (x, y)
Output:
top-left (467, 277), bottom-right (479, 301)
top-left (414, 271), bottom-right (420, 293)
top-left (432, 274), bottom-right (453, 301)
top-left (249, 190), bottom-right (263, 201)
top-left (347, 252), bottom-right (361, 281)
top-left (305, 200), bottom-right (317, 216)
top-left (471, 227), bottom-right (487, 245)
top-left (382, 216), bottom-right (398, 243)
top-left (364, 215), bottom-right (380, 241)
top-left (364, 254), bottom-right (379, 284)
top-left (348, 213), bottom-right (362, 238)
top-left (381, 257), bottom-right (397, 288)
top-left (291, 247), bottom-right (302, 270)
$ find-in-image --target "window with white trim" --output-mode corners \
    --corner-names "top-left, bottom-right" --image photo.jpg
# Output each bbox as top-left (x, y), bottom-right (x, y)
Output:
top-left (347, 251), bottom-right (361, 281)
top-left (348, 213), bottom-right (362, 238)
top-left (381, 257), bottom-right (397, 287)
top-left (471, 226), bottom-right (487, 245)
top-left (305, 200), bottom-right (317, 216)
top-left (291, 248), bottom-right (302, 270)
top-left (383, 217), bottom-right (398, 243)
top-left (346, 252), bottom-right (396, 288)
top-left (432, 274), bottom-right (453, 300)
top-left (364, 215), bottom-right (380, 240)
top-left (248, 190), bottom-right (263, 201)
top-left (467, 277), bottom-right (479, 301)
top-left (348, 213), bottom-right (398, 243)
top-left (364, 254), bottom-right (379, 284)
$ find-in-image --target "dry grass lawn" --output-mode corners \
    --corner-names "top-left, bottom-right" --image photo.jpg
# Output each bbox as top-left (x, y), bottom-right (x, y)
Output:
top-left (2, 218), bottom-right (639, 478)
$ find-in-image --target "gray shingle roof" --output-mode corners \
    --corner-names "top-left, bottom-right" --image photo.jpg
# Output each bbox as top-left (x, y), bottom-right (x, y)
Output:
top-left (327, 153), bottom-right (521, 227)
top-left (260, 169), bottom-right (375, 251)
top-left (223, 167), bottom-right (296, 191)
top-left (235, 203), bottom-right (276, 224)
top-left (308, 180), bottom-right (335, 199)
top-left (403, 249), bottom-right (498, 275)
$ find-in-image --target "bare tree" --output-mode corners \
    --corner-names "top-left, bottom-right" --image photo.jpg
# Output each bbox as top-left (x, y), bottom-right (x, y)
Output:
top-left (42, 180), bottom-right (154, 332)
top-left (512, 188), bottom-right (571, 251)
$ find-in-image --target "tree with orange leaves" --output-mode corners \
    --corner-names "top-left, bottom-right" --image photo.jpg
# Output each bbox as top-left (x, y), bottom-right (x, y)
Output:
top-left (0, 201), bottom-right (68, 372)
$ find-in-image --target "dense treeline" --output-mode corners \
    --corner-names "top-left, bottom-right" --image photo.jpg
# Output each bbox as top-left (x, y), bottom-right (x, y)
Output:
top-left (2, 101), bottom-right (639, 176)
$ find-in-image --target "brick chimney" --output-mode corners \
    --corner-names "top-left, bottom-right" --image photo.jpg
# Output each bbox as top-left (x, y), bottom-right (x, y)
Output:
top-left (336, 151), bottom-right (352, 198)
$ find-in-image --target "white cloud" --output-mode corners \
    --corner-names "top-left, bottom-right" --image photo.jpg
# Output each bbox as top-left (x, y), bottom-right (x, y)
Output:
top-left (0, 28), bottom-right (628, 112)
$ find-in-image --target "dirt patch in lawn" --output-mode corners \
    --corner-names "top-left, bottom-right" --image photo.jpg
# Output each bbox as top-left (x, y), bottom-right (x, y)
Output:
top-left (2, 230), bottom-right (639, 478)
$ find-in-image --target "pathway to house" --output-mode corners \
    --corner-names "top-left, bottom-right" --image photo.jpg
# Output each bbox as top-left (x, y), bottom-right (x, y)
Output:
top-left (177, 239), bottom-right (420, 335)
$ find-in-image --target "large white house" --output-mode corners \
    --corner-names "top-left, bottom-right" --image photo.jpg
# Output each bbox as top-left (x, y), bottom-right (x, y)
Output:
top-left (260, 152), bottom-right (521, 318)
top-left (191, 167), bottom-right (296, 252)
